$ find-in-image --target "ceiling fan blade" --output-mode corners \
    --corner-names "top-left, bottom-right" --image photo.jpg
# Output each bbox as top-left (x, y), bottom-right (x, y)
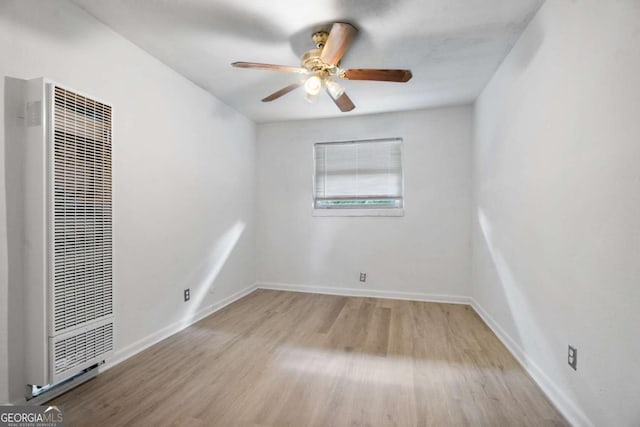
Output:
top-left (320, 22), bottom-right (358, 66)
top-left (341, 68), bottom-right (413, 82)
top-left (261, 81), bottom-right (304, 102)
top-left (327, 89), bottom-right (355, 112)
top-left (232, 62), bottom-right (308, 74)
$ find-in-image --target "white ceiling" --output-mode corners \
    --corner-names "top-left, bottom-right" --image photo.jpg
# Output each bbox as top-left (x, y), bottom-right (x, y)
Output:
top-left (72, 0), bottom-right (544, 123)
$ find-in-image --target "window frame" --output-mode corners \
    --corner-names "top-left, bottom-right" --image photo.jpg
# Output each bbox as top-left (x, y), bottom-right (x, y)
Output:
top-left (311, 137), bottom-right (405, 217)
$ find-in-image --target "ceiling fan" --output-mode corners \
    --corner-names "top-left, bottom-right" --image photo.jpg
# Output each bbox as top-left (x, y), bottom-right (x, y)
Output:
top-left (231, 22), bottom-right (412, 112)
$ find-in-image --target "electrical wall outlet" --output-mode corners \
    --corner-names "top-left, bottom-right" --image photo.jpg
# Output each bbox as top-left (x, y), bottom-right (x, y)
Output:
top-left (184, 288), bottom-right (190, 302)
top-left (359, 272), bottom-right (367, 282)
top-left (568, 345), bottom-right (577, 370)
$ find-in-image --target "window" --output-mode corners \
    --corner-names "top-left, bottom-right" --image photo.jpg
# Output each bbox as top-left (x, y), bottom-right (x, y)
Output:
top-left (313, 138), bottom-right (403, 215)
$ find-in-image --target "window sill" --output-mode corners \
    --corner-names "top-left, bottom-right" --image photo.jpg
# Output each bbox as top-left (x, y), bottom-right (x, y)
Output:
top-left (312, 208), bottom-right (404, 217)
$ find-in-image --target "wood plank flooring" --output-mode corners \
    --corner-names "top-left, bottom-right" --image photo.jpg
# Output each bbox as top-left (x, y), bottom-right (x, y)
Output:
top-left (53, 289), bottom-right (567, 426)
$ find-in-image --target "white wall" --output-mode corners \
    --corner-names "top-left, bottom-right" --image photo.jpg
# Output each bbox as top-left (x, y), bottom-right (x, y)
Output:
top-left (0, 0), bottom-right (256, 403)
top-left (4, 1), bottom-right (636, 424)
top-left (257, 107), bottom-right (472, 299)
top-left (471, 1), bottom-right (640, 426)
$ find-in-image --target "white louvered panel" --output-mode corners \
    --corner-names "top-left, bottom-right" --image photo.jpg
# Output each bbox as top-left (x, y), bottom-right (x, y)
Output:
top-left (52, 86), bottom-right (113, 334)
top-left (51, 320), bottom-right (114, 382)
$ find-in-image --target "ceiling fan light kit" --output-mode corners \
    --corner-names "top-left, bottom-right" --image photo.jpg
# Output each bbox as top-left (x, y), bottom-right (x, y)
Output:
top-left (231, 22), bottom-right (412, 113)
top-left (304, 75), bottom-right (323, 95)
top-left (325, 80), bottom-right (345, 99)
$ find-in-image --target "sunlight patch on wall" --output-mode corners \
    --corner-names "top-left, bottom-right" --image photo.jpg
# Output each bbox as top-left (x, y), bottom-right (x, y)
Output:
top-left (179, 220), bottom-right (246, 328)
top-left (477, 208), bottom-right (553, 370)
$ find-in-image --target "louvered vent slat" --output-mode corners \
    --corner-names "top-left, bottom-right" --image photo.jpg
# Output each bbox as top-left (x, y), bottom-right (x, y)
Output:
top-left (52, 86), bottom-right (112, 333)
top-left (53, 323), bottom-right (114, 376)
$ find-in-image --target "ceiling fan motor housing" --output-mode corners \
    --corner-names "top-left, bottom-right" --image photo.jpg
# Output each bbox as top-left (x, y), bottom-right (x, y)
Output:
top-left (302, 31), bottom-right (331, 73)
top-left (231, 22), bottom-right (411, 112)
top-left (301, 48), bottom-right (327, 73)
top-left (312, 31), bottom-right (328, 48)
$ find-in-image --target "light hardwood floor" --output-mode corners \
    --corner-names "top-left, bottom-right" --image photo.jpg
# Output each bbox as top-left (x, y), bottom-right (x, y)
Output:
top-left (53, 289), bottom-right (567, 426)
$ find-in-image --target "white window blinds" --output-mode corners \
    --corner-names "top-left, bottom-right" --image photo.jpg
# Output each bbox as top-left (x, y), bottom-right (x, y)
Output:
top-left (314, 138), bottom-right (403, 209)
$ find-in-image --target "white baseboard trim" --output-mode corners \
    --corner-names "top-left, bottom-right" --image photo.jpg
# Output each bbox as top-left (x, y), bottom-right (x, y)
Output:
top-left (5, 284), bottom-right (258, 405)
top-left (470, 299), bottom-right (593, 427)
top-left (102, 283), bottom-right (257, 372)
top-left (10, 279), bottom-right (588, 426)
top-left (255, 283), bottom-right (590, 426)
top-left (256, 281), bottom-right (471, 305)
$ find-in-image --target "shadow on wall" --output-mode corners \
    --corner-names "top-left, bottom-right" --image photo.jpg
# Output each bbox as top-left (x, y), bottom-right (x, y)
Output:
top-left (178, 220), bottom-right (246, 329)
top-left (477, 207), bottom-right (555, 364)
top-left (476, 207), bottom-right (591, 416)
top-left (476, 208), bottom-right (524, 346)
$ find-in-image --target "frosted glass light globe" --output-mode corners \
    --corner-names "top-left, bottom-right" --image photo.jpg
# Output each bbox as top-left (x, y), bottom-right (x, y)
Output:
top-left (326, 80), bottom-right (345, 99)
top-left (304, 76), bottom-right (323, 95)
